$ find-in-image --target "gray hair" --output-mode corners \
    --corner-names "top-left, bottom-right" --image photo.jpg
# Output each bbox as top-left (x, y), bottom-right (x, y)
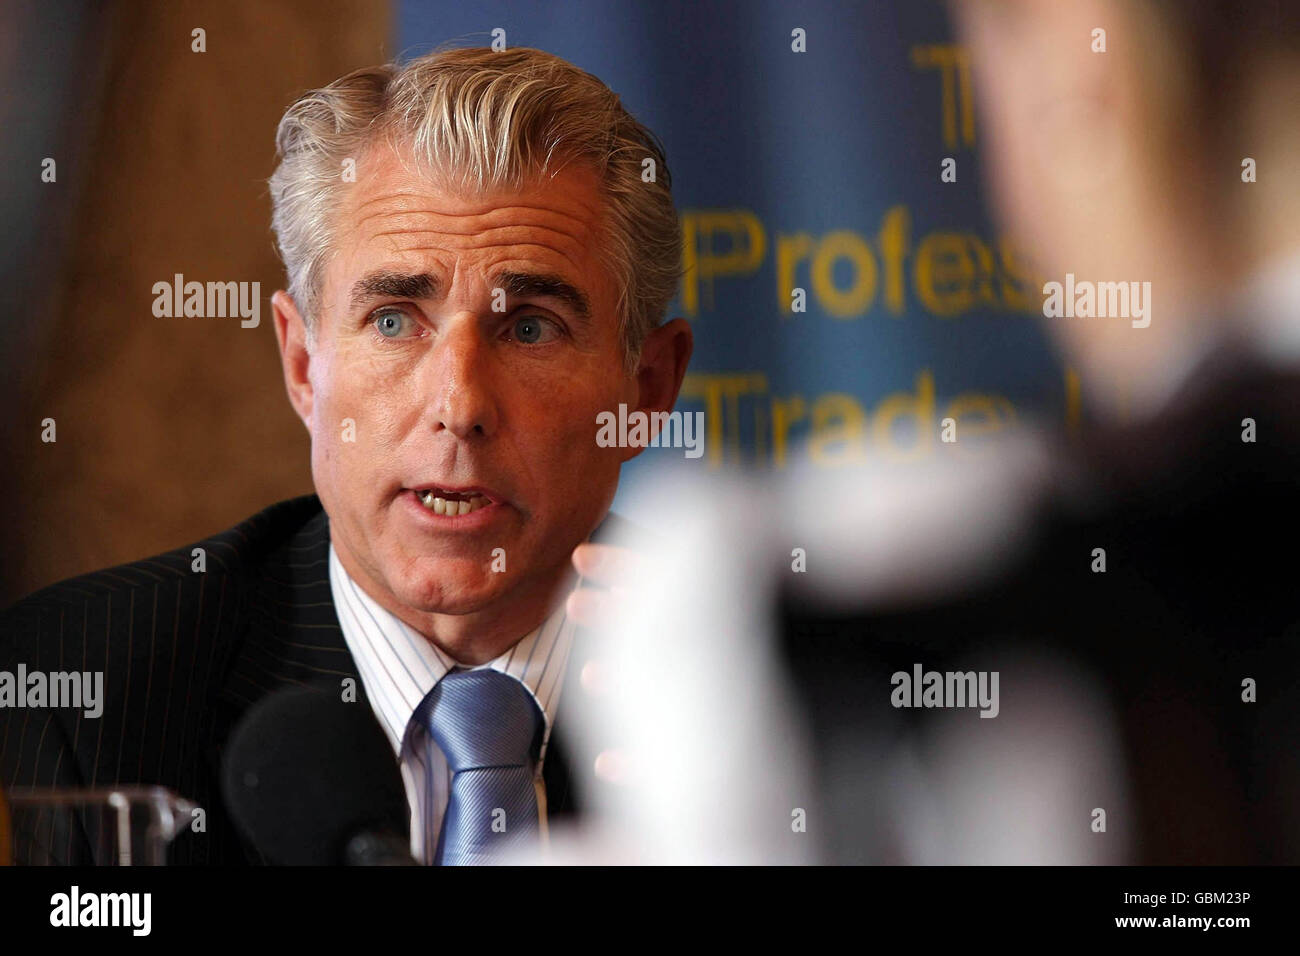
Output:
top-left (269, 45), bottom-right (683, 367)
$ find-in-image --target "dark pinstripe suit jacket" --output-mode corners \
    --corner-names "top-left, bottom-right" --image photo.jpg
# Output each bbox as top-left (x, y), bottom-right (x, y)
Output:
top-left (0, 495), bottom-right (608, 865)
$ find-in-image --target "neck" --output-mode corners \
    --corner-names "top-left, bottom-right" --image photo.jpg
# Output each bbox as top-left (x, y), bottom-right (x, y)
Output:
top-left (333, 540), bottom-right (575, 666)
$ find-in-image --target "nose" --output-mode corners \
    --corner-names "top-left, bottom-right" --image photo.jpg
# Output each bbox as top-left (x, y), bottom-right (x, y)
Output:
top-left (425, 316), bottom-right (500, 439)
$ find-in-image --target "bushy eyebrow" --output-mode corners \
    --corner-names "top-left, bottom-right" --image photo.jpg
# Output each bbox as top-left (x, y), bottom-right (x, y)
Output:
top-left (347, 268), bottom-right (591, 323)
top-left (349, 271), bottom-right (440, 310)
top-left (496, 270), bottom-right (591, 322)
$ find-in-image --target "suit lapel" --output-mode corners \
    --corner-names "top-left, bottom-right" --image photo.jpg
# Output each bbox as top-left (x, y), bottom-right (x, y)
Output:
top-left (218, 506), bottom-right (363, 713)
top-left (206, 501), bottom-right (368, 862)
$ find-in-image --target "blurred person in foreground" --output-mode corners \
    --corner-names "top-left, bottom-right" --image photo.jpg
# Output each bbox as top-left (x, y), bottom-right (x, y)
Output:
top-left (567, 0), bottom-right (1300, 864)
top-left (794, 0), bottom-right (1300, 863)
top-left (0, 46), bottom-right (692, 865)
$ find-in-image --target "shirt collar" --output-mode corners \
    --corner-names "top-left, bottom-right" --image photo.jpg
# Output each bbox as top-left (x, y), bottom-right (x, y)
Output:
top-left (327, 542), bottom-right (576, 759)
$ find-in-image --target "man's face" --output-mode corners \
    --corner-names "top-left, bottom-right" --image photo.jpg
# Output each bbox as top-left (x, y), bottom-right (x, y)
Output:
top-left (286, 144), bottom-right (638, 631)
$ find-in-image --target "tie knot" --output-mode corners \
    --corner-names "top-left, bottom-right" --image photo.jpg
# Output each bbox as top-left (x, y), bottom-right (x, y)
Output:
top-left (417, 669), bottom-right (543, 773)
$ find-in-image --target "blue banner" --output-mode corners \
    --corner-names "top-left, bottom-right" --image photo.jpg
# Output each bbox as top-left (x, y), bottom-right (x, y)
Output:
top-left (398, 0), bottom-right (1066, 514)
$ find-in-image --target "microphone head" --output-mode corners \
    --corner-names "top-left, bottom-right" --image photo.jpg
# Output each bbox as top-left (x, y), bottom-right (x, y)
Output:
top-left (221, 684), bottom-right (409, 865)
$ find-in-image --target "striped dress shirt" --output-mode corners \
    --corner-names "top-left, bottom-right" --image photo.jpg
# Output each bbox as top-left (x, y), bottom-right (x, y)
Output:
top-left (327, 544), bottom-right (576, 864)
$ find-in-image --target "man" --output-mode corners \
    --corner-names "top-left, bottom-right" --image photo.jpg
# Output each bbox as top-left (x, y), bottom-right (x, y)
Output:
top-left (0, 45), bottom-right (692, 865)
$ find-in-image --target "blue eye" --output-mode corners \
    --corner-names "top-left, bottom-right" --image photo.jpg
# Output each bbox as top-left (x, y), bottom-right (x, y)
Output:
top-left (511, 315), bottom-right (556, 345)
top-left (373, 309), bottom-right (412, 338)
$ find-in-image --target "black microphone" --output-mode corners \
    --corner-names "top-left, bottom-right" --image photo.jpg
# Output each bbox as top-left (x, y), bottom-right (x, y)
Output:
top-left (221, 684), bottom-right (415, 865)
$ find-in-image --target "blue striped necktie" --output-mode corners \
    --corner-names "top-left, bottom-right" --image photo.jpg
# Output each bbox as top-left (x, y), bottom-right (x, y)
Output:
top-left (417, 668), bottom-right (544, 865)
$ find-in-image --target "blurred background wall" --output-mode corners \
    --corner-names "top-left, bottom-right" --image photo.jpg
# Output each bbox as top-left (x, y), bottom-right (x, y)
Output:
top-left (2, 0), bottom-right (391, 604)
top-left (2, 0), bottom-right (1066, 603)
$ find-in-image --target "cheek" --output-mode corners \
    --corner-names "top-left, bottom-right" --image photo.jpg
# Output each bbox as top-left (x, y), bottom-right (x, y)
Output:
top-left (327, 353), bottom-right (417, 443)
top-left (308, 362), bottom-right (404, 493)
top-left (512, 380), bottom-right (621, 471)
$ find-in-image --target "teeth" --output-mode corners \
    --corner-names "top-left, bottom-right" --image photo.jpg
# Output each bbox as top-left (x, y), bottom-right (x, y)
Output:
top-left (417, 490), bottom-right (491, 516)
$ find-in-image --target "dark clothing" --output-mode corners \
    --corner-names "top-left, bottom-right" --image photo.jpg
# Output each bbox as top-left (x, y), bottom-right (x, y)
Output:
top-left (0, 495), bottom-right (612, 864)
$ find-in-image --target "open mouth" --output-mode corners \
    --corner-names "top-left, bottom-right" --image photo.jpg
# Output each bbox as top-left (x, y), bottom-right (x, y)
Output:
top-left (412, 488), bottom-right (494, 516)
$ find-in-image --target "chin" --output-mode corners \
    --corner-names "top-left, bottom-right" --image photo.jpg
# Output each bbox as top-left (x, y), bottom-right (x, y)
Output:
top-left (393, 560), bottom-right (505, 616)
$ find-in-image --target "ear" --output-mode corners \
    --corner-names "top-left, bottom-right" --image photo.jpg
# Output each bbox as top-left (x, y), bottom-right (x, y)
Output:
top-left (624, 317), bottom-right (693, 459)
top-left (272, 290), bottom-right (315, 429)
top-left (636, 317), bottom-right (693, 411)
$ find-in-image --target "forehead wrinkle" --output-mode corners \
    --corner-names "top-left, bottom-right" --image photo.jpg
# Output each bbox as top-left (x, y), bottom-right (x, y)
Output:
top-left (363, 209), bottom-right (591, 235)
top-left (355, 212), bottom-right (594, 271)
top-left (350, 209), bottom-right (597, 267)
top-left (351, 194), bottom-right (602, 232)
top-left (336, 177), bottom-right (615, 312)
top-left (376, 237), bottom-right (590, 281)
top-left (366, 224), bottom-right (591, 258)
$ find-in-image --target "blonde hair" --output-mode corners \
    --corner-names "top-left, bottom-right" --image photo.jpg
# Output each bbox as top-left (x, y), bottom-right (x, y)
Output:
top-left (269, 45), bottom-right (683, 367)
